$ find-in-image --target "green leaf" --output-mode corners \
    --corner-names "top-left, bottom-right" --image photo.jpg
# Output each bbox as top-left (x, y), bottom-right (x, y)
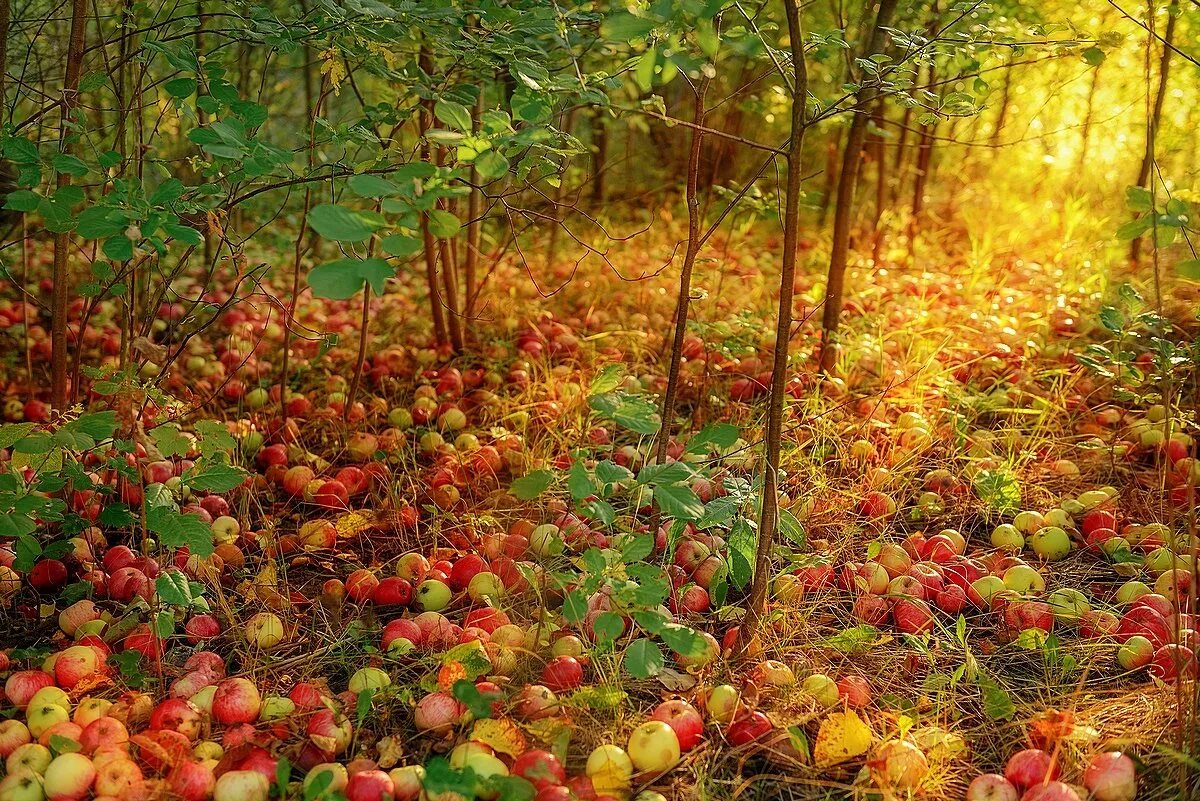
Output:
top-left (635, 49), bottom-right (658, 92)
top-left (727, 518), bottom-right (755, 588)
top-left (147, 507), bottom-right (214, 557)
top-left (653, 483), bottom-right (704, 521)
top-left (623, 638), bottom-right (664, 678)
top-left (4, 190), bottom-right (40, 212)
top-left (52, 154), bottom-right (88, 177)
top-left (308, 257), bottom-right (393, 300)
top-left (1176, 259), bottom-right (1200, 282)
top-left (978, 672), bottom-right (1016, 720)
top-left (567, 460), bottom-right (595, 501)
top-left (182, 461), bottom-right (247, 493)
top-left (308, 204), bottom-right (382, 242)
top-left (103, 235), bottom-right (134, 261)
top-left (595, 460), bottom-right (632, 485)
top-left (822, 624), bottom-right (884, 653)
top-left (636, 461), bottom-right (692, 486)
top-left (427, 209), bottom-right (461, 238)
top-left (1115, 217), bottom-right (1150, 241)
top-left (0, 423), bottom-right (37, 449)
top-left (686, 423), bottom-right (738, 453)
top-left (475, 151), bottom-right (509, 180)
top-left (1125, 185), bottom-right (1153, 212)
top-left (510, 469), bottom-right (554, 500)
top-left (589, 364), bottom-right (624, 395)
top-left (76, 207), bottom-right (127, 238)
top-left (620, 534), bottom-right (654, 563)
top-left (591, 611), bottom-right (625, 642)
top-left (973, 469), bottom-right (1021, 513)
top-left (150, 425), bottom-right (191, 458)
top-left (561, 588), bottom-right (589, 624)
top-left (434, 100), bottom-right (472, 132)
top-left (155, 572), bottom-right (193, 606)
top-left (381, 234), bottom-right (421, 258)
top-left (452, 679), bottom-right (501, 720)
top-left (1081, 47), bottom-right (1105, 66)
top-left (348, 174), bottom-right (400, 198)
top-left (588, 391), bottom-right (660, 435)
top-left (164, 77), bottom-right (197, 98)
top-left (778, 508), bottom-right (807, 548)
top-left (601, 11), bottom-right (657, 41)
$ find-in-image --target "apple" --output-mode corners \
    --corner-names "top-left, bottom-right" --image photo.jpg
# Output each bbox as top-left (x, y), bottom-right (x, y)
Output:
top-left (991, 524), bottom-right (1024, 553)
top-left (512, 750), bottom-right (566, 791)
top-left (95, 758), bottom-right (144, 796)
top-left (58, 600), bottom-right (100, 637)
top-left (395, 554), bottom-right (430, 584)
top-left (26, 703), bottom-right (70, 738)
top-left (415, 579), bottom-right (452, 612)
top-left (703, 685), bottom-right (741, 723)
top-left (0, 773), bottom-right (44, 801)
top-left (802, 674), bottom-right (840, 708)
top-left (585, 744), bottom-right (632, 795)
top-left (528, 524), bottom-right (565, 558)
top-left (170, 759), bottom-right (215, 801)
top-left (967, 774), bottom-right (1019, 801)
top-left (540, 657), bottom-right (584, 692)
top-left (650, 700), bottom-right (703, 751)
top-left (214, 770), bottom-right (270, 801)
top-left (727, 711), bottom-right (773, 746)
top-left (345, 770), bottom-right (394, 801)
top-left (1021, 782), bottom-right (1082, 801)
top-left (150, 699), bottom-right (202, 741)
top-left (836, 675), bottom-right (872, 708)
top-left (307, 709), bottom-right (354, 754)
top-left (7, 743), bottom-right (52, 775)
top-left (43, 753), bottom-right (96, 801)
top-left (1083, 752), bottom-right (1137, 801)
top-left (348, 668), bottom-right (392, 695)
top-left (869, 739), bottom-right (928, 788)
top-left (304, 763), bottom-right (349, 799)
top-left (0, 720), bottom-right (31, 757)
top-left (372, 577), bottom-right (413, 607)
top-left (1117, 635), bottom-right (1154, 670)
top-left (413, 692), bottom-right (465, 734)
top-left (1029, 527), bottom-right (1071, 561)
top-left (80, 717), bottom-right (130, 753)
top-left (467, 572), bottom-right (504, 602)
top-left (1005, 748), bottom-right (1059, 789)
top-left (5, 671), bottom-right (54, 708)
top-left (212, 678), bottom-right (262, 725)
top-left (245, 612), bottom-right (285, 649)
top-left (389, 765), bottom-right (424, 801)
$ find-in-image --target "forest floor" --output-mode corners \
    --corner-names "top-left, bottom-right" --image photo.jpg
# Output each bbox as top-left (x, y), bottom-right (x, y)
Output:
top-left (2, 212), bottom-right (1199, 801)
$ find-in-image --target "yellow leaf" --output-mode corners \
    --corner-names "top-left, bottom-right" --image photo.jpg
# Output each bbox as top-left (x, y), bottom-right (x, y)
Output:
top-left (814, 709), bottom-right (873, 766)
top-left (335, 511), bottom-right (376, 538)
top-left (437, 661), bottom-right (467, 691)
top-left (470, 718), bottom-right (527, 757)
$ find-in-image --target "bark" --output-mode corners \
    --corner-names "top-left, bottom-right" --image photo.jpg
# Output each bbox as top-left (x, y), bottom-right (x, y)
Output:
top-left (737, 0), bottom-right (808, 653)
top-left (51, 0), bottom-right (88, 410)
top-left (1077, 63), bottom-right (1102, 173)
top-left (817, 130), bottom-right (842, 227)
top-left (0, 0), bottom-right (9, 110)
top-left (820, 0), bottom-right (899, 375)
top-left (655, 76), bottom-right (710, 464)
top-left (592, 110), bottom-right (607, 203)
top-left (418, 47), bottom-right (449, 346)
top-left (1130, 8), bottom-right (1176, 265)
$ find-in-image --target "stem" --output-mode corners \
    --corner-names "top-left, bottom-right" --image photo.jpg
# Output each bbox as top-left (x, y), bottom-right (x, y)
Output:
top-left (656, 75), bottom-right (710, 464)
top-left (51, 0), bottom-right (88, 410)
top-left (820, 0), bottom-right (899, 374)
top-left (737, 0), bottom-right (808, 653)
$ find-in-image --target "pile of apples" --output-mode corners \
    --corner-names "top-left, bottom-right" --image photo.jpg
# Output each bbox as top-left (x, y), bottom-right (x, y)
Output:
top-left (967, 749), bottom-right (1137, 801)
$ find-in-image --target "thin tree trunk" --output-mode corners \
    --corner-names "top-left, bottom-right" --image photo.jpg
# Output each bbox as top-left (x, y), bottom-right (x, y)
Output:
top-left (463, 88), bottom-right (483, 321)
top-left (870, 101), bottom-right (888, 264)
top-left (817, 131), bottom-right (842, 226)
top-left (51, 0), bottom-right (88, 410)
top-left (0, 0), bottom-right (9, 109)
top-left (738, 0), bottom-right (808, 653)
top-left (592, 110), bottom-right (607, 203)
top-left (989, 63), bottom-right (1013, 148)
top-left (419, 47), bottom-right (449, 346)
top-left (1130, 8), bottom-right (1176, 265)
top-left (820, 0), bottom-right (898, 375)
top-left (656, 76), bottom-right (710, 464)
top-left (1077, 63), bottom-right (1102, 173)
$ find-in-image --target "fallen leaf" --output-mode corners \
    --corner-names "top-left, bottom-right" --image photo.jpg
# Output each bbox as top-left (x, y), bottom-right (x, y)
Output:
top-left (470, 718), bottom-right (528, 757)
top-left (814, 709), bottom-right (873, 766)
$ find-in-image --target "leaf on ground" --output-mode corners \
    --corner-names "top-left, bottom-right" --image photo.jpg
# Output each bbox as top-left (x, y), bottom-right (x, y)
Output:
top-left (813, 709), bottom-right (873, 766)
top-left (470, 718), bottom-right (527, 757)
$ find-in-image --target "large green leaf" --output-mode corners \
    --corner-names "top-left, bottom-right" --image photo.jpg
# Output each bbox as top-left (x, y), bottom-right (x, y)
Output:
top-left (308, 204), bottom-right (382, 242)
top-left (308, 258), bottom-right (393, 300)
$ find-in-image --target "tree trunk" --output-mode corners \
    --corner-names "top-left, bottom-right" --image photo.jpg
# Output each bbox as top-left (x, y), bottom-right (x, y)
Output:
top-left (1130, 8), bottom-right (1176, 266)
top-left (656, 76), bottom-right (709, 464)
top-left (463, 88), bottom-right (484, 321)
top-left (592, 110), bottom-right (607, 204)
top-left (989, 62), bottom-right (1013, 148)
top-left (817, 130), bottom-right (842, 227)
top-left (0, 0), bottom-right (9, 111)
top-left (820, 0), bottom-right (898, 374)
top-left (51, 0), bottom-right (88, 410)
top-left (870, 101), bottom-right (888, 264)
top-left (738, 0), bottom-right (808, 653)
top-left (1077, 63), bottom-right (1102, 173)
top-left (419, 47), bottom-right (449, 346)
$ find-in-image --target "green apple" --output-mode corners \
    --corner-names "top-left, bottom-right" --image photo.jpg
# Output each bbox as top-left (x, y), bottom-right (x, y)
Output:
top-left (1002, 564), bottom-right (1044, 594)
top-left (1046, 588), bottom-right (1090, 622)
top-left (1029, 526), bottom-right (1071, 561)
top-left (529, 524), bottom-right (565, 558)
top-left (990, 524), bottom-right (1024, 553)
top-left (466, 572), bottom-right (504, 602)
top-left (348, 667), bottom-right (392, 694)
top-left (802, 674), bottom-right (839, 708)
top-left (415, 579), bottom-right (452, 612)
